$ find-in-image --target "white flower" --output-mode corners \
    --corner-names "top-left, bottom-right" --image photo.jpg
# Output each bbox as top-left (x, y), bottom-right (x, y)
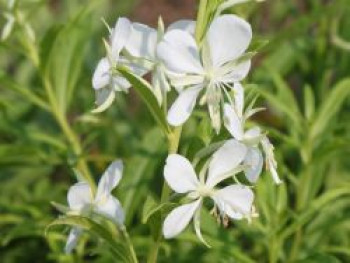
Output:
top-left (124, 19), bottom-right (196, 105)
top-left (65, 161), bottom-right (125, 253)
top-left (157, 15), bottom-right (252, 132)
top-left (92, 17), bottom-right (147, 113)
top-left (162, 140), bottom-right (254, 244)
top-left (223, 99), bottom-right (282, 184)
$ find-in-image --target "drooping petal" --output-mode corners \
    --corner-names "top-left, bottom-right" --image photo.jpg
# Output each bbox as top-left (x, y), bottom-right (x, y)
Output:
top-left (233, 82), bottom-right (244, 118)
top-left (167, 20), bottom-right (196, 35)
top-left (223, 103), bottom-right (244, 140)
top-left (96, 160), bottom-right (123, 201)
top-left (207, 15), bottom-right (252, 67)
top-left (92, 87), bottom-right (115, 113)
top-left (163, 199), bottom-right (201, 239)
top-left (157, 30), bottom-right (204, 75)
top-left (65, 227), bottom-right (82, 254)
top-left (167, 85), bottom-right (202, 126)
top-left (92, 58), bottom-right (110, 90)
top-left (212, 185), bottom-right (254, 219)
top-left (206, 139), bottom-right (247, 187)
top-left (95, 195), bottom-right (125, 225)
top-left (244, 147), bottom-right (263, 183)
top-left (261, 137), bottom-right (282, 184)
top-left (110, 17), bottom-right (132, 61)
top-left (67, 182), bottom-right (92, 211)
top-left (126, 22), bottom-right (158, 59)
top-left (164, 154), bottom-right (199, 193)
top-left (193, 204), bottom-right (210, 247)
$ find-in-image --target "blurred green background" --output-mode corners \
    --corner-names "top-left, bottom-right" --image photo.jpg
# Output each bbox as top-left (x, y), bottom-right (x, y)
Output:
top-left (0, 0), bottom-right (349, 262)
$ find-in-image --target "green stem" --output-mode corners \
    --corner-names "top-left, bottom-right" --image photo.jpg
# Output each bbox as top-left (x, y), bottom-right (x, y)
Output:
top-left (147, 126), bottom-right (182, 263)
top-left (121, 226), bottom-right (138, 263)
top-left (195, 0), bottom-right (208, 43)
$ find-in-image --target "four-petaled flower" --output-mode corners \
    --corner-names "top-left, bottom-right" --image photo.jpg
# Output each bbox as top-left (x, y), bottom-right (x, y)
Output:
top-left (157, 14), bottom-right (252, 132)
top-left (65, 161), bottom-right (125, 253)
top-left (163, 140), bottom-right (254, 244)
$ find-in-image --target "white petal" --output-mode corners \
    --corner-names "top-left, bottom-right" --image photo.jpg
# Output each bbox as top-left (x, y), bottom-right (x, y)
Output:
top-left (164, 154), bottom-right (199, 193)
top-left (95, 195), bottom-right (125, 225)
top-left (126, 22), bottom-right (157, 59)
top-left (157, 30), bottom-right (203, 75)
top-left (96, 160), bottom-right (123, 201)
top-left (244, 147), bottom-right (263, 183)
top-left (213, 185), bottom-right (254, 219)
top-left (219, 59), bottom-right (251, 83)
top-left (65, 227), bottom-right (82, 254)
top-left (223, 103), bottom-right (244, 140)
top-left (67, 182), bottom-right (92, 211)
top-left (243, 127), bottom-right (262, 145)
top-left (233, 82), bottom-right (244, 118)
top-left (206, 139), bottom-right (247, 187)
top-left (110, 17), bottom-right (132, 60)
top-left (167, 85), bottom-right (202, 126)
top-left (92, 87), bottom-right (116, 113)
top-left (207, 15), bottom-right (252, 67)
top-left (167, 20), bottom-right (196, 35)
top-left (261, 137), bottom-right (282, 184)
top-left (92, 58), bottom-right (110, 90)
top-left (163, 200), bottom-right (201, 239)
top-left (193, 204), bottom-right (210, 247)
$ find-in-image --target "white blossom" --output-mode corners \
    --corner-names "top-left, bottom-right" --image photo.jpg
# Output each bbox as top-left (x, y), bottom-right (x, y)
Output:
top-left (223, 98), bottom-right (282, 184)
top-left (162, 140), bottom-right (254, 244)
top-left (65, 161), bottom-right (125, 253)
top-left (124, 19), bottom-right (196, 105)
top-left (92, 17), bottom-right (147, 113)
top-left (157, 15), bottom-right (252, 132)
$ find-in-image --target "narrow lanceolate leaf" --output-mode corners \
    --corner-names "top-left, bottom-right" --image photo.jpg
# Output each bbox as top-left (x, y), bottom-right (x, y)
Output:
top-left (47, 216), bottom-right (133, 263)
top-left (117, 67), bottom-right (171, 134)
top-left (310, 78), bottom-right (350, 141)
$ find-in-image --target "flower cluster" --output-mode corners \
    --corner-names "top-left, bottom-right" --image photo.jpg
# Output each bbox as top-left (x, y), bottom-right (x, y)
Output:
top-left (59, 6), bottom-right (281, 252)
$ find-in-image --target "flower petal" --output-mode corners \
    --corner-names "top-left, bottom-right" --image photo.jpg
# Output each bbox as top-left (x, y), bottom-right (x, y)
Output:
top-left (213, 185), bottom-right (254, 219)
top-left (167, 20), bottom-right (196, 35)
top-left (92, 58), bottom-right (110, 90)
top-left (219, 59), bottom-right (251, 83)
top-left (243, 126), bottom-right (262, 145)
top-left (206, 139), bottom-right (247, 187)
top-left (95, 195), bottom-right (125, 225)
top-left (261, 137), bottom-right (282, 184)
top-left (126, 22), bottom-right (157, 59)
top-left (233, 82), bottom-right (244, 118)
top-left (157, 29), bottom-right (203, 75)
top-left (65, 227), bottom-right (82, 254)
top-left (92, 87), bottom-right (115, 113)
top-left (223, 103), bottom-right (244, 140)
top-left (207, 15), bottom-right (252, 67)
top-left (163, 200), bottom-right (201, 239)
top-left (96, 160), bottom-right (123, 201)
top-left (164, 154), bottom-right (199, 193)
top-left (67, 182), bottom-right (92, 211)
top-left (244, 147), bottom-right (263, 183)
top-left (193, 204), bottom-right (210, 247)
top-left (110, 17), bottom-right (132, 60)
top-left (167, 85), bottom-right (202, 126)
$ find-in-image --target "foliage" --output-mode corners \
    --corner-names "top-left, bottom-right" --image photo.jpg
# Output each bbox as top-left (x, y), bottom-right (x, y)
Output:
top-left (0, 0), bottom-right (349, 262)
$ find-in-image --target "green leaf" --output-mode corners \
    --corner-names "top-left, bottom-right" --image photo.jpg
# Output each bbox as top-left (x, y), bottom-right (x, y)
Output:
top-left (47, 216), bottom-right (132, 262)
top-left (303, 84), bottom-right (315, 121)
top-left (310, 78), bottom-right (350, 141)
top-left (42, 3), bottom-right (98, 114)
top-left (117, 67), bottom-right (170, 134)
top-left (142, 195), bottom-right (175, 224)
